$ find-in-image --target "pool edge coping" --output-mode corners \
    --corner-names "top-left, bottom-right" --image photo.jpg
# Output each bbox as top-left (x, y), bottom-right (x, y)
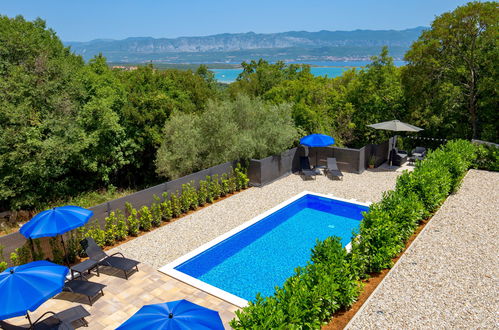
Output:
top-left (158, 191), bottom-right (371, 308)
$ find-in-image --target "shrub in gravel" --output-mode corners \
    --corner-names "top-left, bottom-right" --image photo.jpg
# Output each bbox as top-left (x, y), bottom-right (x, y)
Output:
top-left (197, 179), bottom-right (209, 206)
top-left (474, 144), bottom-right (499, 171)
top-left (170, 192), bottom-right (182, 217)
top-left (125, 203), bottom-right (140, 237)
top-left (209, 174), bottom-right (222, 201)
top-left (181, 182), bottom-right (198, 212)
top-left (104, 212), bottom-right (118, 246)
top-left (160, 192), bottom-right (173, 221)
top-left (138, 206), bottom-right (153, 232)
top-left (150, 196), bottom-right (162, 227)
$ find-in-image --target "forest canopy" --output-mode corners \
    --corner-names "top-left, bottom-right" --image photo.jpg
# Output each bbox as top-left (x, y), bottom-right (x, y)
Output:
top-left (0, 1), bottom-right (497, 210)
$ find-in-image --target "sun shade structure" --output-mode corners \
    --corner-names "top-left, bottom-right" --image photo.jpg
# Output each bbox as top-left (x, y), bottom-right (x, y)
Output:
top-left (0, 261), bottom-right (69, 322)
top-left (116, 300), bottom-right (224, 330)
top-left (20, 205), bottom-right (93, 266)
top-left (20, 206), bottom-right (93, 239)
top-left (299, 133), bottom-right (335, 147)
top-left (367, 120), bottom-right (423, 166)
top-left (367, 120), bottom-right (423, 132)
top-left (300, 134), bottom-right (335, 167)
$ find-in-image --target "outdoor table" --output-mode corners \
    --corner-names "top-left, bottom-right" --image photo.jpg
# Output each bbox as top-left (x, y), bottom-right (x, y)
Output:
top-left (71, 259), bottom-right (100, 279)
top-left (313, 165), bottom-right (326, 174)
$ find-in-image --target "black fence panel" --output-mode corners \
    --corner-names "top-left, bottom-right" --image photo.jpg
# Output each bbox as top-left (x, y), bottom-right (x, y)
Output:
top-left (0, 161), bottom-right (237, 263)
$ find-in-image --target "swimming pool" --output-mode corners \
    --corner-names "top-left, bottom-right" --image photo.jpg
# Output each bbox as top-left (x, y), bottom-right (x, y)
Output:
top-left (159, 192), bottom-right (370, 307)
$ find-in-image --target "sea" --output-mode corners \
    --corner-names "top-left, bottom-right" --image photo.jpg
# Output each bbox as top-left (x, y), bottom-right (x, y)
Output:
top-left (211, 60), bottom-right (405, 83)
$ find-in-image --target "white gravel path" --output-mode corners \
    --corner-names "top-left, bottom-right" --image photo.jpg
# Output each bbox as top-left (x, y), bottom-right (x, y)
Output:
top-left (347, 170), bottom-right (499, 329)
top-left (110, 169), bottom-right (401, 269)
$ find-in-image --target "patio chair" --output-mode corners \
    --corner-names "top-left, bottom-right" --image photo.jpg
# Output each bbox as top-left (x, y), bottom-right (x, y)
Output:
top-left (299, 156), bottom-right (317, 180)
top-left (411, 146), bottom-right (426, 160)
top-left (0, 305), bottom-right (90, 330)
top-left (390, 148), bottom-right (408, 166)
top-left (325, 158), bottom-right (343, 180)
top-left (63, 277), bottom-right (106, 306)
top-left (80, 238), bottom-right (139, 280)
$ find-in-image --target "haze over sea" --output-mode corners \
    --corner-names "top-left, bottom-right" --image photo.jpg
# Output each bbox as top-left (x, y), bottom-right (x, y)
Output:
top-left (212, 60), bottom-right (406, 83)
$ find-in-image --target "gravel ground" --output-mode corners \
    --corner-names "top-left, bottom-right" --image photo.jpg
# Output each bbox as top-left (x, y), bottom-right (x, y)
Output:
top-left (110, 168), bottom-right (401, 269)
top-left (347, 170), bottom-right (499, 329)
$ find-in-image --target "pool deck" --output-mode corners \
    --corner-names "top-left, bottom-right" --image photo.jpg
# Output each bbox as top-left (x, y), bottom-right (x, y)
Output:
top-left (5, 168), bottom-right (402, 329)
top-left (346, 169), bottom-right (499, 329)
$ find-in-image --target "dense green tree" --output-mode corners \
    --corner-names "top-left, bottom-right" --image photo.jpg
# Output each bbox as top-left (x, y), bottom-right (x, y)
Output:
top-left (76, 54), bottom-right (133, 185)
top-left (403, 1), bottom-right (498, 141)
top-left (228, 60), bottom-right (313, 97)
top-left (156, 95), bottom-right (298, 179)
top-left (0, 15), bottom-right (87, 209)
top-left (346, 46), bottom-right (405, 146)
top-left (117, 65), bottom-right (217, 184)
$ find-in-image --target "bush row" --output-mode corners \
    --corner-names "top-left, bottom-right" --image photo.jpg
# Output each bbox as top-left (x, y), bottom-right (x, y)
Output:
top-left (230, 140), bottom-right (479, 328)
top-left (0, 165), bottom-right (249, 270)
top-left (68, 164), bottom-right (249, 258)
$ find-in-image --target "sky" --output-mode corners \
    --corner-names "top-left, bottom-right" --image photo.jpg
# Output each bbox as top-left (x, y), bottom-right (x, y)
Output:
top-left (0, 0), bottom-right (477, 42)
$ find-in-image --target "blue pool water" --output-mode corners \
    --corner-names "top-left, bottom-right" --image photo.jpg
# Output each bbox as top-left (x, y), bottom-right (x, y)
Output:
top-left (174, 194), bottom-right (368, 300)
top-left (211, 67), bottom-right (349, 83)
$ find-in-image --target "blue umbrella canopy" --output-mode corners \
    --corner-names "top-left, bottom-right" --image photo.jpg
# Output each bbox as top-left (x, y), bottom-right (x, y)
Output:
top-left (20, 205), bottom-right (93, 239)
top-left (117, 300), bottom-right (224, 330)
top-left (0, 261), bottom-right (69, 320)
top-left (300, 134), bottom-right (335, 147)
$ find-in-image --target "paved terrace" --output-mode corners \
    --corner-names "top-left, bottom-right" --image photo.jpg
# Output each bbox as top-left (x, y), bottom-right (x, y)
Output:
top-left (347, 170), bottom-right (499, 329)
top-left (7, 168), bottom-right (402, 329)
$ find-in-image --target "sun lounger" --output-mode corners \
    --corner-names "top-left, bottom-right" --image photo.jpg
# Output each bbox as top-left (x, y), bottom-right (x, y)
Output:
top-left (0, 305), bottom-right (90, 330)
top-left (300, 156), bottom-right (317, 180)
top-left (63, 278), bottom-right (106, 305)
top-left (80, 238), bottom-right (139, 280)
top-left (325, 158), bottom-right (343, 180)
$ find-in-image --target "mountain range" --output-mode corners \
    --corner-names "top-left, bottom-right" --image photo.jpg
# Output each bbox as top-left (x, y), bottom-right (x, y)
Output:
top-left (64, 27), bottom-right (426, 64)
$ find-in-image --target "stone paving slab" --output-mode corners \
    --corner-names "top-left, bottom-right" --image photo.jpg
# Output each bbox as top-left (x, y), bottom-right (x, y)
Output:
top-left (347, 170), bottom-right (499, 329)
top-left (6, 264), bottom-right (239, 329)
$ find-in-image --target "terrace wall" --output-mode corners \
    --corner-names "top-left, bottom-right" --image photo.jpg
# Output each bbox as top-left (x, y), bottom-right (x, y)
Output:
top-left (247, 140), bottom-right (390, 187)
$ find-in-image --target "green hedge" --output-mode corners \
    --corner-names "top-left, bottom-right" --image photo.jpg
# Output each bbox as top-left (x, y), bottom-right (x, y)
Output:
top-left (231, 140), bottom-right (480, 328)
top-left (73, 165), bottom-right (249, 257)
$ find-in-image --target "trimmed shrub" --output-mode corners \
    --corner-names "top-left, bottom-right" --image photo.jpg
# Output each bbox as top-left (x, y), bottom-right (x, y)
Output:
top-left (126, 205), bottom-right (140, 237)
top-left (181, 182), bottom-right (198, 212)
top-left (235, 163), bottom-right (249, 190)
top-left (85, 222), bottom-right (106, 247)
top-left (0, 245), bottom-right (6, 272)
top-left (197, 180), bottom-right (209, 206)
top-left (104, 212), bottom-right (118, 246)
top-left (170, 192), bottom-right (182, 217)
top-left (160, 192), bottom-right (173, 221)
top-left (220, 173), bottom-right (230, 197)
top-left (151, 196), bottom-right (162, 227)
top-left (138, 206), bottom-right (153, 232)
top-left (209, 174), bottom-right (222, 201)
top-left (115, 210), bottom-right (128, 240)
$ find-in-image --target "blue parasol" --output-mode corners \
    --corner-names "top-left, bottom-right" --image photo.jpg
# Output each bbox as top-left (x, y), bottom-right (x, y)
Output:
top-left (299, 134), bottom-right (335, 147)
top-left (20, 206), bottom-right (93, 266)
top-left (117, 300), bottom-right (224, 330)
top-left (0, 261), bottom-right (69, 322)
top-left (20, 206), bottom-right (93, 239)
top-left (300, 134), bottom-right (335, 166)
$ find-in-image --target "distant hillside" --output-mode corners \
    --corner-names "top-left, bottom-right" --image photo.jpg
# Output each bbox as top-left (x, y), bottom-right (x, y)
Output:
top-left (65, 27), bottom-right (425, 63)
